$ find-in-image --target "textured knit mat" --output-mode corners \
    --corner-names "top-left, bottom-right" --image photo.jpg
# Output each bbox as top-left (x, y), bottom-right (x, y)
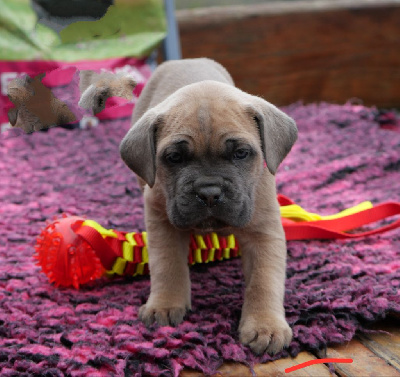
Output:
top-left (0, 103), bottom-right (399, 376)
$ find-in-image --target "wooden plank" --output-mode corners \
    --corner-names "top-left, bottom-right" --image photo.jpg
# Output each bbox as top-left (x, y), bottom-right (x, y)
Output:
top-left (254, 351), bottom-right (336, 376)
top-left (177, 0), bottom-right (400, 25)
top-left (316, 339), bottom-right (400, 377)
top-left (177, 0), bottom-right (398, 27)
top-left (177, 0), bottom-right (400, 107)
top-left (181, 352), bottom-right (336, 376)
top-left (181, 317), bottom-right (400, 376)
top-left (357, 318), bottom-right (400, 373)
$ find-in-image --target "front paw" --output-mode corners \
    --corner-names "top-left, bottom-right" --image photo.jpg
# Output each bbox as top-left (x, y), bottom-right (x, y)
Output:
top-left (139, 303), bottom-right (188, 327)
top-left (239, 314), bottom-right (292, 355)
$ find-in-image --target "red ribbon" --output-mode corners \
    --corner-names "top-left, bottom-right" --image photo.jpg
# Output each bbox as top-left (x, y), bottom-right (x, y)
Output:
top-left (278, 195), bottom-right (400, 240)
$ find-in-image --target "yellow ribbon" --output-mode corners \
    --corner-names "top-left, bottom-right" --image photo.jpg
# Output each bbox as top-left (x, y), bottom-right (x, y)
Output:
top-left (280, 201), bottom-right (373, 222)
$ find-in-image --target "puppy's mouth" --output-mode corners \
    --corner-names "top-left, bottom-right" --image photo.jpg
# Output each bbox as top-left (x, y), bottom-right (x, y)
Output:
top-left (192, 217), bottom-right (229, 233)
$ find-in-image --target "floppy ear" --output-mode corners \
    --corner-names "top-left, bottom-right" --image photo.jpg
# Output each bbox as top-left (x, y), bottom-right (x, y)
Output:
top-left (247, 98), bottom-right (298, 175)
top-left (78, 85), bottom-right (97, 110)
top-left (78, 85), bottom-right (110, 114)
top-left (92, 87), bottom-right (110, 114)
top-left (119, 111), bottom-right (161, 187)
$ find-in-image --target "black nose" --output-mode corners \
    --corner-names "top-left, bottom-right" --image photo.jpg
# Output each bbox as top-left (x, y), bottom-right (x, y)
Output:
top-left (194, 176), bottom-right (224, 207)
top-left (196, 185), bottom-right (222, 207)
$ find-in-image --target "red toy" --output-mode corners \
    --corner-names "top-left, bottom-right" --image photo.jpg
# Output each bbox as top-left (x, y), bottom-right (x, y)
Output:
top-left (34, 195), bottom-right (400, 289)
top-left (34, 214), bottom-right (240, 289)
top-left (34, 214), bottom-right (105, 288)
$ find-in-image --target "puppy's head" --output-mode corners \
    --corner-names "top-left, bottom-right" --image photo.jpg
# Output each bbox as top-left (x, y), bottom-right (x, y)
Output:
top-left (120, 81), bottom-right (297, 231)
top-left (7, 73), bottom-right (45, 106)
top-left (7, 73), bottom-right (60, 133)
top-left (79, 70), bottom-right (137, 114)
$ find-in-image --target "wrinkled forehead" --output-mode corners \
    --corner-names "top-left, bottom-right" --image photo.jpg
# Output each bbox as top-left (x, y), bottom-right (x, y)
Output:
top-left (156, 89), bottom-right (260, 154)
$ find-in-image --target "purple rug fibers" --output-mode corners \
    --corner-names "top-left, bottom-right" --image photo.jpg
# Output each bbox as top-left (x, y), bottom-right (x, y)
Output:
top-left (0, 102), bottom-right (399, 376)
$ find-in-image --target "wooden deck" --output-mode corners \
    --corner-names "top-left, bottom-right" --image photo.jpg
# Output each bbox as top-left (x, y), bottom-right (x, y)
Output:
top-left (181, 316), bottom-right (400, 376)
top-left (176, 0), bottom-right (400, 108)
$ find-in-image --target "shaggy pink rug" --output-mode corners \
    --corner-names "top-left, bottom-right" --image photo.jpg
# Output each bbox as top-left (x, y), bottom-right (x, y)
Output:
top-left (0, 102), bottom-right (399, 376)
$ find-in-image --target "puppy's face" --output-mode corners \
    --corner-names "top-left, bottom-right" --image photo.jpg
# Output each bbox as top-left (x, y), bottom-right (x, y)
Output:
top-left (120, 81), bottom-right (297, 231)
top-left (7, 75), bottom-right (35, 106)
top-left (155, 102), bottom-right (263, 231)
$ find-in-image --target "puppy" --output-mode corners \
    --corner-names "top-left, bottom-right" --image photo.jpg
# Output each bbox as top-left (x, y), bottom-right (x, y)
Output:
top-left (78, 70), bottom-right (137, 115)
top-left (7, 73), bottom-right (76, 133)
top-left (119, 58), bottom-right (297, 355)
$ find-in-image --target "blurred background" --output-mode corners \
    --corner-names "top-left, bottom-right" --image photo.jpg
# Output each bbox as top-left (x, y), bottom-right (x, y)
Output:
top-left (173, 0), bottom-right (400, 108)
top-left (1, 0), bottom-right (399, 134)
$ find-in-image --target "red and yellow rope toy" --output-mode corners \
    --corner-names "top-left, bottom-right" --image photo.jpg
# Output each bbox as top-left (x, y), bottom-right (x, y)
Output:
top-left (34, 195), bottom-right (400, 289)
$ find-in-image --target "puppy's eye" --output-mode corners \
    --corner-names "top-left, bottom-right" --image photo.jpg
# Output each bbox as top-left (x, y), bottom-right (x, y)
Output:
top-left (166, 152), bottom-right (184, 164)
top-left (233, 149), bottom-right (249, 160)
